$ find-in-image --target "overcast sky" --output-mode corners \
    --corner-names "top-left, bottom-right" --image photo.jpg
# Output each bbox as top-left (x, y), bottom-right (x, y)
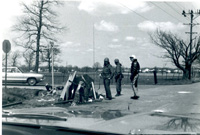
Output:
top-left (1, 0), bottom-right (200, 68)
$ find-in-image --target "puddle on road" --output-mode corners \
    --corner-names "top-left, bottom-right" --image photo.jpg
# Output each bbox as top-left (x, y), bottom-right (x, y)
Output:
top-left (51, 110), bottom-right (126, 120)
top-left (153, 109), bottom-right (165, 113)
top-left (161, 117), bottom-right (200, 132)
top-left (151, 113), bottom-right (200, 132)
top-left (178, 91), bottom-right (192, 94)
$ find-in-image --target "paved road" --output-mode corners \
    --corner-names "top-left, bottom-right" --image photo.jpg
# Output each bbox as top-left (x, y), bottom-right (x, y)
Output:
top-left (81, 83), bottom-right (200, 115)
top-left (87, 82), bottom-right (200, 134)
top-left (3, 82), bottom-right (200, 134)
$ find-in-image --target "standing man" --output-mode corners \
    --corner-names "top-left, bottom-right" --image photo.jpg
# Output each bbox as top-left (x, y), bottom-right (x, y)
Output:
top-left (130, 55), bottom-right (140, 99)
top-left (100, 57), bottom-right (113, 100)
top-left (114, 59), bottom-right (123, 96)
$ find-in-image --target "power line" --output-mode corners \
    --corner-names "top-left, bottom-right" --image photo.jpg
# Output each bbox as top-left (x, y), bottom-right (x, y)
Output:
top-left (117, 2), bottom-right (164, 29)
top-left (166, 2), bottom-right (193, 22)
top-left (117, 2), bottom-right (149, 21)
top-left (150, 2), bottom-right (182, 22)
top-left (164, 2), bottom-right (181, 16)
top-left (177, 2), bottom-right (198, 23)
top-left (117, 1), bottom-right (200, 32)
top-left (174, 2), bottom-right (184, 11)
top-left (164, 2), bottom-right (191, 22)
top-left (174, 2), bottom-right (190, 21)
top-left (117, 1), bottom-right (186, 30)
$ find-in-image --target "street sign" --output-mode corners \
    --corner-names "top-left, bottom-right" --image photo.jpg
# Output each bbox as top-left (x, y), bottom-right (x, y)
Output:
top-left (2, 40), bottom-right (11, 91)
top-left (3, 40), bottom-right (11, 53)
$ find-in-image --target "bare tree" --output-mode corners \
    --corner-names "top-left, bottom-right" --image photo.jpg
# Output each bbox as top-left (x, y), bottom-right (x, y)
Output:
top-left (41, 44), bottom-right (61, 72)
top-left (3, 50), bottom-right (21, 67)
top-left (23, 50), bottom-right (35, 71)
top-left (93, 62), bottom-right (102, 71)
top-left (10, 51), bottom-right (21, 67)
top-left (150, 29), bottom-right (200, 79)
top-left (13, 0), bottom-right (65, 72)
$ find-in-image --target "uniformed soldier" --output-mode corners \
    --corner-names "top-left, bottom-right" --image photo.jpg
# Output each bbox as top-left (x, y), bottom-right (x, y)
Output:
top-left (130, 55), bottom-right (140, 99)
top-left (100, 57), bottom-right (113, 100)
top-left (114, 59), bottom-right (123, 96)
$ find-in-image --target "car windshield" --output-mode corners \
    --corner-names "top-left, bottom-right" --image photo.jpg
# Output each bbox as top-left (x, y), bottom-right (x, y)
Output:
top-left (2, 0), bottom-right (200, 135)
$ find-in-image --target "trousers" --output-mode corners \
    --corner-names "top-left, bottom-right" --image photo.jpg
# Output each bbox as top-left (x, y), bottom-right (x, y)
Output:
top-left (103, 79), bottom-right (112, 99)
top-left (131, 74), bottom-right (139, 96)
top-left (116, 78), bottom-right (122, 94)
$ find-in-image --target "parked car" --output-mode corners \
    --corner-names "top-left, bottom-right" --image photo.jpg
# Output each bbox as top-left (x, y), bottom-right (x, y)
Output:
top-left (142, 68), bottom-right (150, 73)
top-left (2, 67), bottom-right (44, 86)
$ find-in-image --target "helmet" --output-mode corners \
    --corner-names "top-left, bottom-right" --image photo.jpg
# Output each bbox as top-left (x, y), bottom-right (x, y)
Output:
top-left (114, 59), bottom-right (119, 63)
top-left (130, 55), bottom-right (136, 59)
top-left (104, 57), bottom-right (109, 62)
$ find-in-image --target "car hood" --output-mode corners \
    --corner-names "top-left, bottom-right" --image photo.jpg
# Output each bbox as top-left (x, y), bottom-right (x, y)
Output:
top-left (2, 107), bottom-right (200, 134)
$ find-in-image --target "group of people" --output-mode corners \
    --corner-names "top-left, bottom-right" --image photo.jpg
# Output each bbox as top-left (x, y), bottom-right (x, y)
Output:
top-left (100, 55), bottom-right (140, 100)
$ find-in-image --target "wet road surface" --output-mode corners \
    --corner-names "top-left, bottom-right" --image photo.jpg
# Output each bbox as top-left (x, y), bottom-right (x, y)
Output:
top-left (3, 82), bottom-right (200, 134)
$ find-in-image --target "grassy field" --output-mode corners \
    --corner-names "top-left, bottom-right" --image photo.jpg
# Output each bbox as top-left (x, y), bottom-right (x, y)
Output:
top-left (2, 88), bottom-right (42, 105)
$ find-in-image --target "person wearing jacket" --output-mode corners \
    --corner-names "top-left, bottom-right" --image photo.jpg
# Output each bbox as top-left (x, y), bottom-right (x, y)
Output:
top-left (114, 59), bottom-right (123, 96)
top-left (130, 55), bottom-right (140, 99)
top-left (100, 57), bottom-right (113, 100)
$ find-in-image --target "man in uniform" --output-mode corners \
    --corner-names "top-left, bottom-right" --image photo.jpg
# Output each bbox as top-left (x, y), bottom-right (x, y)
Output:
top-left (130, 55), bottom-right (140, 99)
top-left (100, 57), bottom-right (113, 100)
top-left (114, 59), bottom-right (123, 96)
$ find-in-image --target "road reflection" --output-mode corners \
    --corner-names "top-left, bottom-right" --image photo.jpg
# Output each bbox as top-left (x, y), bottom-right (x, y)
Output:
top-left (164, 117), bottom-right (200, 132)
top-left (151, 113), bottom-right (200, 132)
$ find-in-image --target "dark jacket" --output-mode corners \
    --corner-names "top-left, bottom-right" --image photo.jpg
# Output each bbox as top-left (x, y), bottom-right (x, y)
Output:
top-left (114, 63), bottom-right (123, 80)
top-left (101, 64), bottom-right (113, 79)
top-left (131, 59), bottom-right (140, 76)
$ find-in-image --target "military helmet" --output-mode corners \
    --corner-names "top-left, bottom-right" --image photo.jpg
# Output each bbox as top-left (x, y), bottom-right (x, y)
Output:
top-left (114, 59), bottom-right (119, 63)
top-left (104, 57), bottom-right (109, 62)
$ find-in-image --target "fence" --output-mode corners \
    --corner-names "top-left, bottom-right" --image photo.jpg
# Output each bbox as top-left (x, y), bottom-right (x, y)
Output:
top-left (41, 69), bottom-right (200, 85)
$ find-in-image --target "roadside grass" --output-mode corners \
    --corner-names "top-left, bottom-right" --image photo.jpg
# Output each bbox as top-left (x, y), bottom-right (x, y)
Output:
top-left (2, 87), bottom-right (64, 109)
top-left (2, 88), bottom-right (42, 105)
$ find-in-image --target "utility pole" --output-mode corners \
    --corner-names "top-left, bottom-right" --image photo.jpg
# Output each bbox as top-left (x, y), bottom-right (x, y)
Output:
top-left (93, 23), bottom-right (95, 67)
top-left (93, 23), bottom-right (96, 82)
top-left (182, 9), bottom-right (200, 79)
top-left (50, 41), bottom-right (55, 89)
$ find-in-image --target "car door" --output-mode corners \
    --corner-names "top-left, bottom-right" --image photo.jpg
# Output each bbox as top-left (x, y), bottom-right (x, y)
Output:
top-left (2, 67), bottom-right (13, 83)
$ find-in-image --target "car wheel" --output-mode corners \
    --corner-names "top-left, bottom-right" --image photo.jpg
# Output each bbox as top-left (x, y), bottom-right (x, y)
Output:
top-left (27, 78), bottom-right (37, 86)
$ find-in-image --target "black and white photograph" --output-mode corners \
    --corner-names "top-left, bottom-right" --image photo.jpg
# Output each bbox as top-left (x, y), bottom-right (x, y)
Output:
top-left (1, 0), bottom-right (200, 134)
